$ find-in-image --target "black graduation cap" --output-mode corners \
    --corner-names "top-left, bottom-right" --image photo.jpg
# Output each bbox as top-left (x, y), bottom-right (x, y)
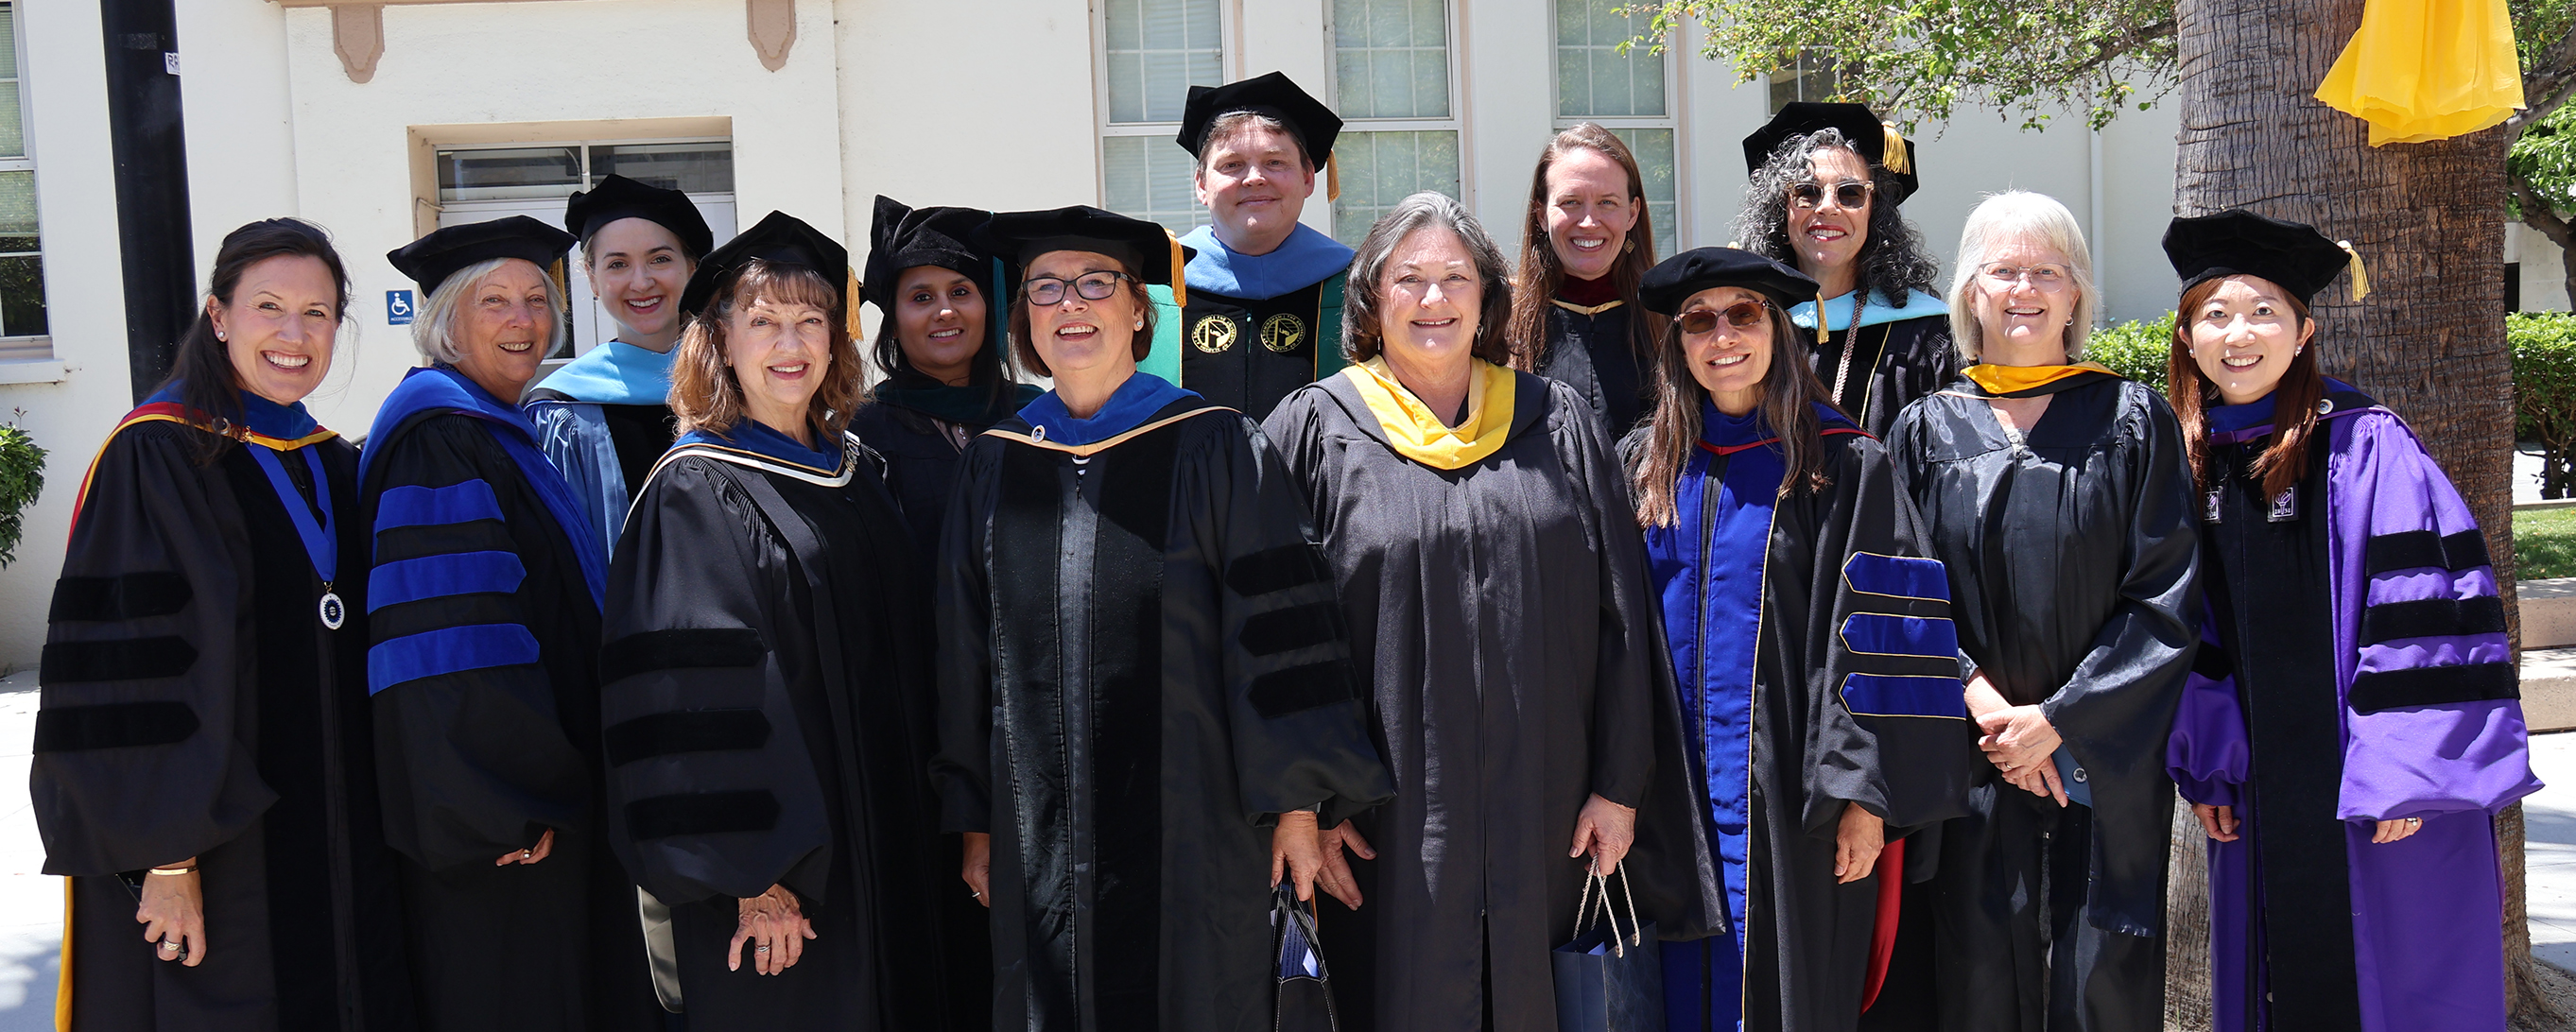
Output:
top-left (1740, 101), bottom-right (1919, 204)
top-left (678, 210), bottom-right (851, 318)
top-left (563, 174), bottom-right (716, 260)
top-left (1638, 247), bottom-right (1820, 316)
top-left (862, 196), bottom-right (1006, 314)
top-left (976, 205), bottom-right (1194, 306)
top-left (387, 215), bottom-right (577, 295)
top-left (1177, 71), bottom-right (1342, 163)
top-left (2162, 209), bottom-right (2369, 306)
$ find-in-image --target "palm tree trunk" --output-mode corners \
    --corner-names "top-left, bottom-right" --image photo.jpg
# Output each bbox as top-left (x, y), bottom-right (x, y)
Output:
top-left (2170, 0), bottom-right (2542, 1025)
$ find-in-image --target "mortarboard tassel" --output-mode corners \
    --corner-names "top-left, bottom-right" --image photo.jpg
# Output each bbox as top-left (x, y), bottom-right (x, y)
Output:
top-left (2336, 240), bottom-right (2371, 301)
top-left (1815, 290), bottom-right (1828, 344)
top-left (1880, 122), bottom-right (1912, 176)
top-left (1168, 232), bottom-right (1188, 310)
top-left (1327, 153), bottom-right (1341, 202)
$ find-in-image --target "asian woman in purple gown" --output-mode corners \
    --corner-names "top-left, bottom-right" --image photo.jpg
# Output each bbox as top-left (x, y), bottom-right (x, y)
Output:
top-left (2162, 209), bottom-right (2541, 1032)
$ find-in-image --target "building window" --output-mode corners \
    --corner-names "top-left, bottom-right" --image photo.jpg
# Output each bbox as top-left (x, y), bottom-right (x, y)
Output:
top-left (1554, 0), bottom-right (1678, 256)
top-left (1329, 0), bottom-right (1461, 248)
top-left (1768, 52), bottom-right (1844, 112)
top-left (433, 139), bottom-right (735, 361)
top-left (1098, 0), bottom-right (1228, 235)
top-left (0, 1), bottom-right (47, 356)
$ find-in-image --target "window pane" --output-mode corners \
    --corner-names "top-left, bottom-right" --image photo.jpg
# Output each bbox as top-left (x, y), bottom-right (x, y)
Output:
top-left (1335, 0), bottom-right (1449, 120)
top-left (0, 5), bottom-right (18, 80)
top-left (1608, 129), bottom-right (1677, 258)
top-left (1555, 0), bottom-right (1662, 118)
top-left (1103, 135), bottom-right (1209, 236)
top-left (0, 82), bottom-right (22, 160)
top-left (591, 143), bottom-right (733, 194)
top-left (1329, 129), bottom-right (1460, 249)
top-left (1106, 0), bottom-right (1221, 125)
top-left (0, 168), bottom-right (39, 337)
top-left (437, 146), bottom-right (582, 202)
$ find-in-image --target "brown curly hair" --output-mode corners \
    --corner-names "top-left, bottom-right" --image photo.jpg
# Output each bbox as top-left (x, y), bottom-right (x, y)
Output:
top-left (672, 260), bottom-right (865, 438)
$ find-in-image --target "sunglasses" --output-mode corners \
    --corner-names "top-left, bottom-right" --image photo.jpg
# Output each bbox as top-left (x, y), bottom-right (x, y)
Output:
top-left (1677, 301), bottom-right (1770, 335)
top-left (1788, 181), bottom-right (1874, 211)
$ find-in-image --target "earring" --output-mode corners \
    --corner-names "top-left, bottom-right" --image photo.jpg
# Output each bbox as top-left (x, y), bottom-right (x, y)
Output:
top-left (1132, 318), bottom-right (1144, 331)
top-left (1622, 237), bottom-right (1635, 254)
top-left (216, 331), bottom-right (226, 341)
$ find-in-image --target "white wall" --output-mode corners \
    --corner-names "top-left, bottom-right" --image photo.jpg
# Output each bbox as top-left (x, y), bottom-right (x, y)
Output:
top-left (0, 0), bottom-right (142, 672)
top-left (2513, 221), bottom-right (2574, 312)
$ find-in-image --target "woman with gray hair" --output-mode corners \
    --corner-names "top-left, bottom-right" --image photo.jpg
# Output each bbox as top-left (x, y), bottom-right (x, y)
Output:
top-left (1263, 191), bottom-right (1678, 1032)
top-left (1884, 191), bottom-right (2199, 1032)
top-left (1737, 102), bottom-right (1951, 439)
top-left (359, 216), bottom-right (662, 1031)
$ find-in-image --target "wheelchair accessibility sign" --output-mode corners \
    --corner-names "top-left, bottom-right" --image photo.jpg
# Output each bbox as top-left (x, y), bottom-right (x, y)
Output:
top-left (387, 289), bottom-right (415, 326)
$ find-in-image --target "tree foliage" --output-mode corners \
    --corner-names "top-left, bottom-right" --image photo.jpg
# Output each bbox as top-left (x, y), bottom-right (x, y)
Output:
top-left (0, 415), bottom-right (43, 569)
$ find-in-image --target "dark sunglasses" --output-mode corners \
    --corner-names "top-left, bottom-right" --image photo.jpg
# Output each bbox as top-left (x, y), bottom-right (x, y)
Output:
top-left (1677, 301), bottom-right (1770, 335)
top-left (1787, 181), bottom-right (1873, 211)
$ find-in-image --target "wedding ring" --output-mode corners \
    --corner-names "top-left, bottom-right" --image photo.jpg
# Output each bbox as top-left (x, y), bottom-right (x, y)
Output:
top-left (2407, 817), bottom-right (2422, 825)
top-left (160, 940), bottom-right (178, 952)
top-left (755, 945), bottom-right (770, 953)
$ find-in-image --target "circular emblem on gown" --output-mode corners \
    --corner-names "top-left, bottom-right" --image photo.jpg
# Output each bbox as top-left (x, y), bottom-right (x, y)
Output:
top-left (1259, 313), bottom-right (1307, 354)
top-left (319, 591), bottom-right (346, 630)
top-left (1191, 315), bottom-right (1238, 353)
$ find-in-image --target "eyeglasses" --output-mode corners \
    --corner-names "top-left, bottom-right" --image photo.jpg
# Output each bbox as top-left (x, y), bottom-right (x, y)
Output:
top-left (1979, 264), bottom-right (2071, 291)
top-left (1676, 301), bottom-right (1770, 335)
top-left (1788, 181), bottom-right (1873, 211)
top-left (1022, 270), bottom-right (1132, 307)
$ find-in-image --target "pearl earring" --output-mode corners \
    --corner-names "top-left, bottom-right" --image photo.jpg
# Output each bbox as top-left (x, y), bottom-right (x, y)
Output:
top-left (216, 332), bottom-right (226, 341)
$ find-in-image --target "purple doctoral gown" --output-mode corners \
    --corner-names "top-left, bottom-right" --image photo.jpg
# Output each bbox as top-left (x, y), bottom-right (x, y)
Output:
top-left (2168, 381), bottom-right (2540, 1032)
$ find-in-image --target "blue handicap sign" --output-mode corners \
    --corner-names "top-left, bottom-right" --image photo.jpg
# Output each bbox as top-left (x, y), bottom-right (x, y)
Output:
top-left (387, 289), bottom-right (415, 325)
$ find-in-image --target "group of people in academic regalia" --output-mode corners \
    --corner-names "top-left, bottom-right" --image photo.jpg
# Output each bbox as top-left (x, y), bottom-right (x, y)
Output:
top-left (29, 66), bottom-right (2539, 1032)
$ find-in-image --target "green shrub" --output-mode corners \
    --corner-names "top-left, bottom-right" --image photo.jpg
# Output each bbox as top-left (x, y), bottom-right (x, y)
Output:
top-left (2512, 312), bottom-right (2576, 499)
top-left (2087, 314), bottom-right (2174, 393)
top-left (0, 414), bottom-right (43, 568)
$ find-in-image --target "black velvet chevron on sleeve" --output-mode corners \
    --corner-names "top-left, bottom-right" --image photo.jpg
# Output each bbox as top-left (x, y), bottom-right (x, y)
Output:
top-left (603, 708), bottom-right (773, 766)
top-left (625, 790), bottom-right (782, 840)
top-left (2362, 529), bottom-right (2491, 576)
top-left (32, 700), bottom-right (201, 752)
top-left (47, 572), bottom-right (193, 623)
top-left (2358, 596), bottom-right (2507, 646)
top-left (597, 627), bottom-right (768, 686)
top-left (2348, 663), bottom-right (2518, 714)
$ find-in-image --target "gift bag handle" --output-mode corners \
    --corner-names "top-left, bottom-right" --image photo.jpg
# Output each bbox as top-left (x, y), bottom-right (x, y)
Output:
top-left (1570, 860), bottom-right (1645, 958)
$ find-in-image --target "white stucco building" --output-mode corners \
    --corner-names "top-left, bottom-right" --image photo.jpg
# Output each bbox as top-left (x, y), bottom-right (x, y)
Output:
top-left (0, 0), bottom-right (2560, 669)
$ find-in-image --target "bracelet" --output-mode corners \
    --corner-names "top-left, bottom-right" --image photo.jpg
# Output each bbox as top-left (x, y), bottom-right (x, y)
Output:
top-left (147, 866), bottom-right (198, 876)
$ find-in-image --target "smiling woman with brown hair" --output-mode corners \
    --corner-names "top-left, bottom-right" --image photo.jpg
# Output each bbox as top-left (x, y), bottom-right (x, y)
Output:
top-left (1508, 122), bottom-right (1666, 441)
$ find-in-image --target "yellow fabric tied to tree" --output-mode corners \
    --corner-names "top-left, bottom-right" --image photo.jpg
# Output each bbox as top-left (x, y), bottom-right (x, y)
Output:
top-left (2314, 0), bottom-right (2526, 146)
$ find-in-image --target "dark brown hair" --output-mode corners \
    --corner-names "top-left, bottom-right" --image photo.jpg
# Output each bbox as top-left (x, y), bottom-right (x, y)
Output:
top-left (1507, 123), bottom-right (1664, 372)
top-left (2167, 275), bottom-right (2323, 500)
top-left (159, 218), bottom-right (353, 462)
top-left (1342, 191), bottom-right (1513, 366)
top-left (672, 260), bottom-right (865, 438)
top-left (1007, 264), bottom-right (1157, 379)
top-left (1632, 295), bottom-right (1834, 527)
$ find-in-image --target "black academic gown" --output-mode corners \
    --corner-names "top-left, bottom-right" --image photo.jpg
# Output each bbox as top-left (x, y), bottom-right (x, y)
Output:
top-left (1811, 316), bottom-right (1957, 440)
top-left (359, 408), bottom-right (659, 1032)
top-left (1261, 371), bottom-right (1671, 1032)
top-left (37, 419), bottom-right (413, 1032)
top-left (1534, 301), bottom-right (1654, 442)
top-left (1178, 271), bottom-right (1347, 420)
top-left (847, 372), bottom-right (1038, 553)
top-left (1884, 376), bottom-right (2201, 1032)
top-left (932, 399), bottom-right (1396, 1032)
top-left (602, 429), bottom-right (959, 1028)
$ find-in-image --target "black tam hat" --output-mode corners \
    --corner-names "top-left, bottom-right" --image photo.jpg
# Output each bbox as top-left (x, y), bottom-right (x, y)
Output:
top-left (387, 215), bottom-right (576, 295)
top-left (1639, 247), bottom-right (1821, 316)
top-left (863, 196), bottom-right (1007, 314)
top-left (1741, 101), bottom-right (1919, 204)
top-left (1177, 71), bottom-right (1342, 163)
top-left (678, 211), bottom-right (855, 338)
top-left (563, 174), bottom-right (716, 260)
top-left (2162, 209), bottom-right (2368, 306)
top-left (976, 205), bottom-right (1194, 306)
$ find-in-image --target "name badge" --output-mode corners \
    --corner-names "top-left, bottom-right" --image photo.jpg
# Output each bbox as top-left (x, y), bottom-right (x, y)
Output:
top-left (2268, 489), bottom-right (2299, 523)
top-left (2204, 489), bottom-right (2223, 524)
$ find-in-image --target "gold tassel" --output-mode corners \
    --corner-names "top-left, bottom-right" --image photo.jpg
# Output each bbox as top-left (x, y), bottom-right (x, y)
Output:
top-left (1815, 290), bottom-right (1828, 343)
top-left (2336, 240), bottom-right (2371, 301)
top-left (1880, 122), bottom-right (1912, 175)
top-left (846, 268), bottom-right (867, 341)
top-left (1168, 232), bottom-right (1188, 310)
top-left (1326, 153), bottom-right (1341, 202)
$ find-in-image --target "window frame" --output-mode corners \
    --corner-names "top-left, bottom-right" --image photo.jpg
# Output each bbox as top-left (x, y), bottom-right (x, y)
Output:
top-left (1549, 0), bottom-right (1686, 253)
top-left (1322, 0), bottom-right (1468, 244)
top-left (0, 0), bottom-right (50, 363)
top-left (1091, 0), bottom-right (1239, 232)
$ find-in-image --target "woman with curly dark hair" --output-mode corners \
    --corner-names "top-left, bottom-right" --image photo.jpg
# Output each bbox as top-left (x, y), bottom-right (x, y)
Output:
top-left (1737, 103), bottom-right (1950, 439)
